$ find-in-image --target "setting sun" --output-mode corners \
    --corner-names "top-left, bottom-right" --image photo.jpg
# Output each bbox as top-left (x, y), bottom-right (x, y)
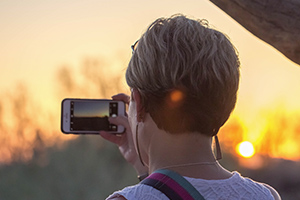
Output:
top-left (236, 141), bottom-right (255, 158)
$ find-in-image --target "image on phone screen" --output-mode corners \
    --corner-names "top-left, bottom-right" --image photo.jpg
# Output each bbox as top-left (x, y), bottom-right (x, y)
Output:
top-left (70, 101), bottom-right (118, 132)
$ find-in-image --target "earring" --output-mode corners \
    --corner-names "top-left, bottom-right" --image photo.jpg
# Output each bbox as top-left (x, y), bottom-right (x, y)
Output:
top-left (214, 135), bottom-right (222, 160)
top-left (136, 123), bottom-right (145, 166)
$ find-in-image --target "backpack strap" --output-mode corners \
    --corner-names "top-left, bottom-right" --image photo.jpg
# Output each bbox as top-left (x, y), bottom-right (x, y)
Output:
top-left (140, 169), bottom-right (205, 200)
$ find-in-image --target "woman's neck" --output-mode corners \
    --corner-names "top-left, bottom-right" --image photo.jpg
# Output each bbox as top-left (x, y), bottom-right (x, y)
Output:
top-left (147, 131), bottom-right (231, 179)
top-left (149, 131), bottom-right (214, 170)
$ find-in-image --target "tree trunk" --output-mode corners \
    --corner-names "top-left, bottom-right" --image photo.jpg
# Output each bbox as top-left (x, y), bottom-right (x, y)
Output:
top-left (210, 0), bottom-right (300, 65)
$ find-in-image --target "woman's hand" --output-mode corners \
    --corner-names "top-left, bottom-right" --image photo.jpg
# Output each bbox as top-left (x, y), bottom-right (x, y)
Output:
top-left (99, 93), bottom-right (148, 176)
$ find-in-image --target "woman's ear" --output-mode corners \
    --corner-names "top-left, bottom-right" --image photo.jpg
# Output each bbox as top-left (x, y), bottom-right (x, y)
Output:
top-left (132, 88), bottom-right (145, 122)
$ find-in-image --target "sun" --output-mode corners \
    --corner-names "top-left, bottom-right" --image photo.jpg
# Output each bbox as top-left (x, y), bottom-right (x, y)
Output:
top-left (236, 141), bottom-right (255, 158)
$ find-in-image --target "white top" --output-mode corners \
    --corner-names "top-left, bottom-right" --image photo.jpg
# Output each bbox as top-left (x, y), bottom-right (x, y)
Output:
top-left (106, 172), bottom-right (274, 200)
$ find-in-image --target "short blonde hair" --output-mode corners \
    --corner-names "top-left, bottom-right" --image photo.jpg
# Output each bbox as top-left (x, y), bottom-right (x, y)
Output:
top-left (126, 14), bottom-right (240, 136)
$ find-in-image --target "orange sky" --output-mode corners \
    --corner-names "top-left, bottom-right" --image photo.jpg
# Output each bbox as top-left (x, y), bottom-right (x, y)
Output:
top-left (0, 0), bottom-right (300, 162)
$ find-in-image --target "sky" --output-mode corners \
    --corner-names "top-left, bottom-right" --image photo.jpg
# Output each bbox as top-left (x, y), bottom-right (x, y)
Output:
top-left (73, 101), bottom-right (109, 118)
top-left (1, 0), bottom-right (300, 160)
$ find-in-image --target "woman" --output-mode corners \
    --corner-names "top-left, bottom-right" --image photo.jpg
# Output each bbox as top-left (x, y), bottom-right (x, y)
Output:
top-left (100, 14), bottom-right (281, 200)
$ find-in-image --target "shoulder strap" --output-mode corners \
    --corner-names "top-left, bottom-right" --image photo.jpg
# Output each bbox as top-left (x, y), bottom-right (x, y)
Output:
top-left (140, 169), bottom-right (205, 200)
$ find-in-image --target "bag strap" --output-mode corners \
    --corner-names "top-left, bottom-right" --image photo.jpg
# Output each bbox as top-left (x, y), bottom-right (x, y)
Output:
top-left (140, 169), bottom-right (205, 200)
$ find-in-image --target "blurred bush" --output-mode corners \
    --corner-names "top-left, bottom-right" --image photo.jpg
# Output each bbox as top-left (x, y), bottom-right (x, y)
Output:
top-left (0, 132), bottom-right (299, 199)
top-left (0, 135), bottom-right (137, 200)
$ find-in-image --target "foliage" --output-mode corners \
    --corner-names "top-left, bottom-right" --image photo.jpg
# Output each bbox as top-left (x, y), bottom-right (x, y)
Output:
top-left (0, 136), bottom-right (299, 199)
top-left (0, 135), bottom-right (137, 200)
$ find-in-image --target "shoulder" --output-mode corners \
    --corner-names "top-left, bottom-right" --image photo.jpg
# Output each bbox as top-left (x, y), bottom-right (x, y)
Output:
top-left (108, 196), bottom-right (127, 200)
top-left (263, 184), bottom-right (281, 200)
top-left (235, 172), bottom-right (281, 200)
top-left (187, 172), bottom-right (278, 199)
top-left (106, 183), bottom-right (167, 200)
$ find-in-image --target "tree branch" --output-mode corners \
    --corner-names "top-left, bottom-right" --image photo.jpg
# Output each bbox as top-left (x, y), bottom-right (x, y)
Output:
top-left (210, 0), bottom-right (300, 65)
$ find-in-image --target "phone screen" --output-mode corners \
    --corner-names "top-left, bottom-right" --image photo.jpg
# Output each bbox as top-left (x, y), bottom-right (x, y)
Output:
top-left (70, 101), bottom-right (118, 131)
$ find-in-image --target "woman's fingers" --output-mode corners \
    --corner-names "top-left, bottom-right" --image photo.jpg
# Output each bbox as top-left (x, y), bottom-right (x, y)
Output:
top-left (99, 116), bottom-right (130, 146)
top-left (112, 93), bottom-right (130, 104)
top-left (99, 131), bottom-right (124, 146)
top-left (109, 116), bottom-right (130, 129)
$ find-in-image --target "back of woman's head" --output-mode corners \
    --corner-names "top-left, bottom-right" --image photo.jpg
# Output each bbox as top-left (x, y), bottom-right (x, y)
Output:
top-left (126, 14), bottom-right (240, 136)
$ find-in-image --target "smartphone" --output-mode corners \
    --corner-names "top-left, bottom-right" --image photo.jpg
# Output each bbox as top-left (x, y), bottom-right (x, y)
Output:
top-left (61, 98), bottom-right (125, 134)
